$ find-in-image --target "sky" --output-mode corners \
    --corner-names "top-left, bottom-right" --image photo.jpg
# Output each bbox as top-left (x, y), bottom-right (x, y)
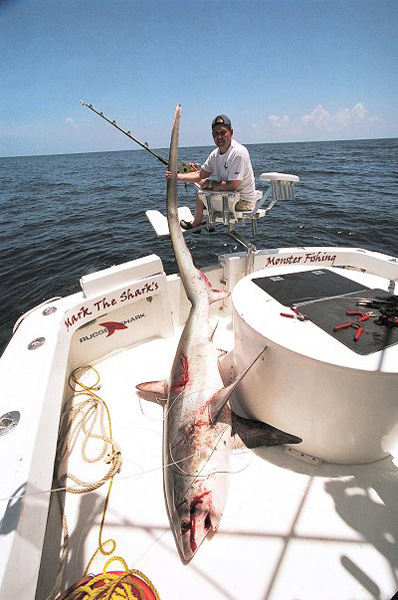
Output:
top-left (0, 0), bottom-right (397, 157)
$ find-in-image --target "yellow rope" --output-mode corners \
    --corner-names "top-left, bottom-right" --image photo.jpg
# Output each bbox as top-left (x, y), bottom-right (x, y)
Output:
top-left (56, 367), bottom-right (123, 494)
top-left (83, 478), bottom-right (116, 576)
top-left (63, 566), bottom-right (161, 599)
top-left (53, 366), bottom-right (160, 600)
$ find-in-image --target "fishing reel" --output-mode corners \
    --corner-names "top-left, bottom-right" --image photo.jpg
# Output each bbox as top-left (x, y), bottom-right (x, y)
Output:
top-left (179, 162), bottom-right (199, 174)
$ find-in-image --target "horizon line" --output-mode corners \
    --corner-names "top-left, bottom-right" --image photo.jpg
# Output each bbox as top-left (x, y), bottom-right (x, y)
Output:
top-left (0, 135), bottom-right (396, 160)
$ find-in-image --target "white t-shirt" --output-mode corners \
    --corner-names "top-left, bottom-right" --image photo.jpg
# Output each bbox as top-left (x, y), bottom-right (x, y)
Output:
top-left (202, 139), bottom-right (255, 202)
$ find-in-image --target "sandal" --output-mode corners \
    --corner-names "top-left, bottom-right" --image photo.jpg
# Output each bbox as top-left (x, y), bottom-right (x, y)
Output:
top-left (180, 220), bottom-right (193, 230)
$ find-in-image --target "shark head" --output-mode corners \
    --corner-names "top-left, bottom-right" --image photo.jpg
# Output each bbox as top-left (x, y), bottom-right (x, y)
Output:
top-left (173, 489), bottom-right (217, 563)
top-left (168, 471), bottom-right (228, 563)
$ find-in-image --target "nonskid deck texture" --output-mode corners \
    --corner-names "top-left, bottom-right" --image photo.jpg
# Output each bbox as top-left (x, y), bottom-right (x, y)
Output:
top-left (40, 322), bottom-right (398, 600)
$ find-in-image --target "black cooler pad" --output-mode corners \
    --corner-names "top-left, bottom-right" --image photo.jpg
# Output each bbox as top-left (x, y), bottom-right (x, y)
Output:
top-left (252, 270), bottom-right (398, 355)
top-left (252, 269), bottom-right (368, 306)
top-left (301, 289), bottom-right (398, 355)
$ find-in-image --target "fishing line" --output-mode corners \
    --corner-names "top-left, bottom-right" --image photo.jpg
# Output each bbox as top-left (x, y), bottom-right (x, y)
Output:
top-left (138, 386), bottom-right (214, 422)
top-left (168, 426), bottom-right (252, 523)
top-left (0, 453), bottom-right (200, 503)
top-left (137, 396), bottom-right (165, 420)
top-left (131, 522), bottom-right (171, 567)
top-left (163, 385), bottom-right (229, 420)
top-left (6, 440), bottom-right (253, 504)
top-left (4, 365), bottom-right (253, 588)
top-left (137, 383), bottom-right (253, 478)
top-left (0, 445), bottom-right (251, 504)
top-left (136, 387), bottom-right (190, 421)
top-left (2, 364), bottom-right (252, 593)
top-left (168, 442), bottom-right (192, 475)
top-left (167, 421), bottom-right (231, 477)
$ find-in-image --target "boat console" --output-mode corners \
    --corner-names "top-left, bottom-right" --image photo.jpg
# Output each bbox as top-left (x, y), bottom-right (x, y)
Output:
top-left (232, 263), bottom-right (398, 464)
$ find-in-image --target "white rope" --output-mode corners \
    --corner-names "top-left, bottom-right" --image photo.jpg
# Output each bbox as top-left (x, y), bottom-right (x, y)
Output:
top-left (46, 366), bottom-right (123, 600)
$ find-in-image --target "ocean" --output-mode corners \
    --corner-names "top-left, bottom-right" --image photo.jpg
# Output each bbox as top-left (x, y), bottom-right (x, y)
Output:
top-left (0, 137), bottom-right (397, 354)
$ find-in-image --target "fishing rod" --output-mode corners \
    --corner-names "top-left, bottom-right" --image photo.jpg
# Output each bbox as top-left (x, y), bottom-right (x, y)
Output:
top-left (80, 99), bottom-right (169, 166)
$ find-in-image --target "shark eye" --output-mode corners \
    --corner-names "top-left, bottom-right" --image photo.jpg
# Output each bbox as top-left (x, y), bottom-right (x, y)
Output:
top-left (181, 520), bottom-right (191, 533)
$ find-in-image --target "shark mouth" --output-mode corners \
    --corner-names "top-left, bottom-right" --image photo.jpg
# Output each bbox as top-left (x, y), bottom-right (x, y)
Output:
top-left (181, 491), bottom-right (213, 552)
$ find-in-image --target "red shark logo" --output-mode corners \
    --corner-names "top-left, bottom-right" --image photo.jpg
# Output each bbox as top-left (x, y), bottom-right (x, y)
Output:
top-left (99, 321), bottom-right (128, 337)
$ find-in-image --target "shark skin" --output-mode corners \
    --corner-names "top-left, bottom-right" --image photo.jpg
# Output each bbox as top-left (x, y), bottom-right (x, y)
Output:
top-left (137, 105), bottom-right (302, 563)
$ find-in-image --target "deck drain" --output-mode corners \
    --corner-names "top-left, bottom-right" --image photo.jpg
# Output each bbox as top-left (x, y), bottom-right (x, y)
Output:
top-left (0, 411), bottom-right (20, 437)
top-left (43, 306), bottom-right (57, 316)
top-left (28, 337), bottom-right (46, 350)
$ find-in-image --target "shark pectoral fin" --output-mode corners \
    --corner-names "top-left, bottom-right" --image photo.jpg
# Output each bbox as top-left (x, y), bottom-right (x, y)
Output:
top-left (136, 379), bottom-right (168, 398)
top-left (232, 412), bottom-right (302, 448)
top-left (209, 347), bottom-right (268, 425)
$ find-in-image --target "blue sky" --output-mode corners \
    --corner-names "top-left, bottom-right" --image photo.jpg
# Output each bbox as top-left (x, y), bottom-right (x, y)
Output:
top-left (0, 0), bottom-right (397, 157)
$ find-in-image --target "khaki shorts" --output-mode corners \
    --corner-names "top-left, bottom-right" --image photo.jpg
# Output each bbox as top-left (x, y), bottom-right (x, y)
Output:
top-left (235, 199), bottom-right (255, 211)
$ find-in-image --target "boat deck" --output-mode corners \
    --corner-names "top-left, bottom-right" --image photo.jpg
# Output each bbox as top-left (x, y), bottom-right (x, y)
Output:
top-left (37, 320), bottom-right (398, 600)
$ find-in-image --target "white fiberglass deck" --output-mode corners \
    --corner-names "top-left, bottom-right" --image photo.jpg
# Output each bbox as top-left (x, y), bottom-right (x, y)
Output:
top-left (38, 323), bottom-right (398, 600)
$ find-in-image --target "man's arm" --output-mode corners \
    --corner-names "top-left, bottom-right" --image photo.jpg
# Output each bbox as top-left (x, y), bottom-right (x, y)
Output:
top-left (165, 168), bottom-right (211, 183)
top-left (165, 168), bottom-right (241, 192)
top-left (210, 179), bottom-right (241, 192)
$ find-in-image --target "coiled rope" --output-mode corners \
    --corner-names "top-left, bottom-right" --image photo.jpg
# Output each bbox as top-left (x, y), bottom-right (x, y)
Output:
top-left (51, 367), bottom-right (159, 600)
top-left (57, 557), bottom-right (160, 600)
top-left (57, 366), bottom-right (123, 494)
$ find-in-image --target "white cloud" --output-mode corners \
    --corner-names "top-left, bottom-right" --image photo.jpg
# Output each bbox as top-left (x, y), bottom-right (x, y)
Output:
top-left (269, 114), bottom-right (290, 129)
top-left (300, 102), bottom-right (381, 135)
top-left (335, 102), bottom-right (368, 128)
top-left (264, 102), bottom-right (383, 140)
top-left (65, 117), bottom-right (80, 133)
top-left (301, 104), bottom-right (331, 130)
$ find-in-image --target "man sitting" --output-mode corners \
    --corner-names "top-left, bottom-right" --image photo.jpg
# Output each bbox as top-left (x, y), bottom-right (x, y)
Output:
top-left (166, 114), bottom-right (255, 229)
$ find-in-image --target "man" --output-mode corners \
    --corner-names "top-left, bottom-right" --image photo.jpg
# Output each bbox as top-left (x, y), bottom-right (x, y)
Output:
top-left (165, 115), bottom-right (255, 229)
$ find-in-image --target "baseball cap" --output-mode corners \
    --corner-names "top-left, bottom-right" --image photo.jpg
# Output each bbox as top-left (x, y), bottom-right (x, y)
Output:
top-left (211, 115), bottom-right (232, 129)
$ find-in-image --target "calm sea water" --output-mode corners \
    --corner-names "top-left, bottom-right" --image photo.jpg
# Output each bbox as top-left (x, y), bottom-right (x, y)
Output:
top-left (1, 138), bottom-right (397, 354)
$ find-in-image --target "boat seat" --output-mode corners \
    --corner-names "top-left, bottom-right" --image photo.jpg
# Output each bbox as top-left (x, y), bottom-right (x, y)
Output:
top-left (199, 172), bottom-right (299, 235)
top-left (145, 172), bottom-right (299, 238)
top-left (198, 190), bottom-right (264, 225)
